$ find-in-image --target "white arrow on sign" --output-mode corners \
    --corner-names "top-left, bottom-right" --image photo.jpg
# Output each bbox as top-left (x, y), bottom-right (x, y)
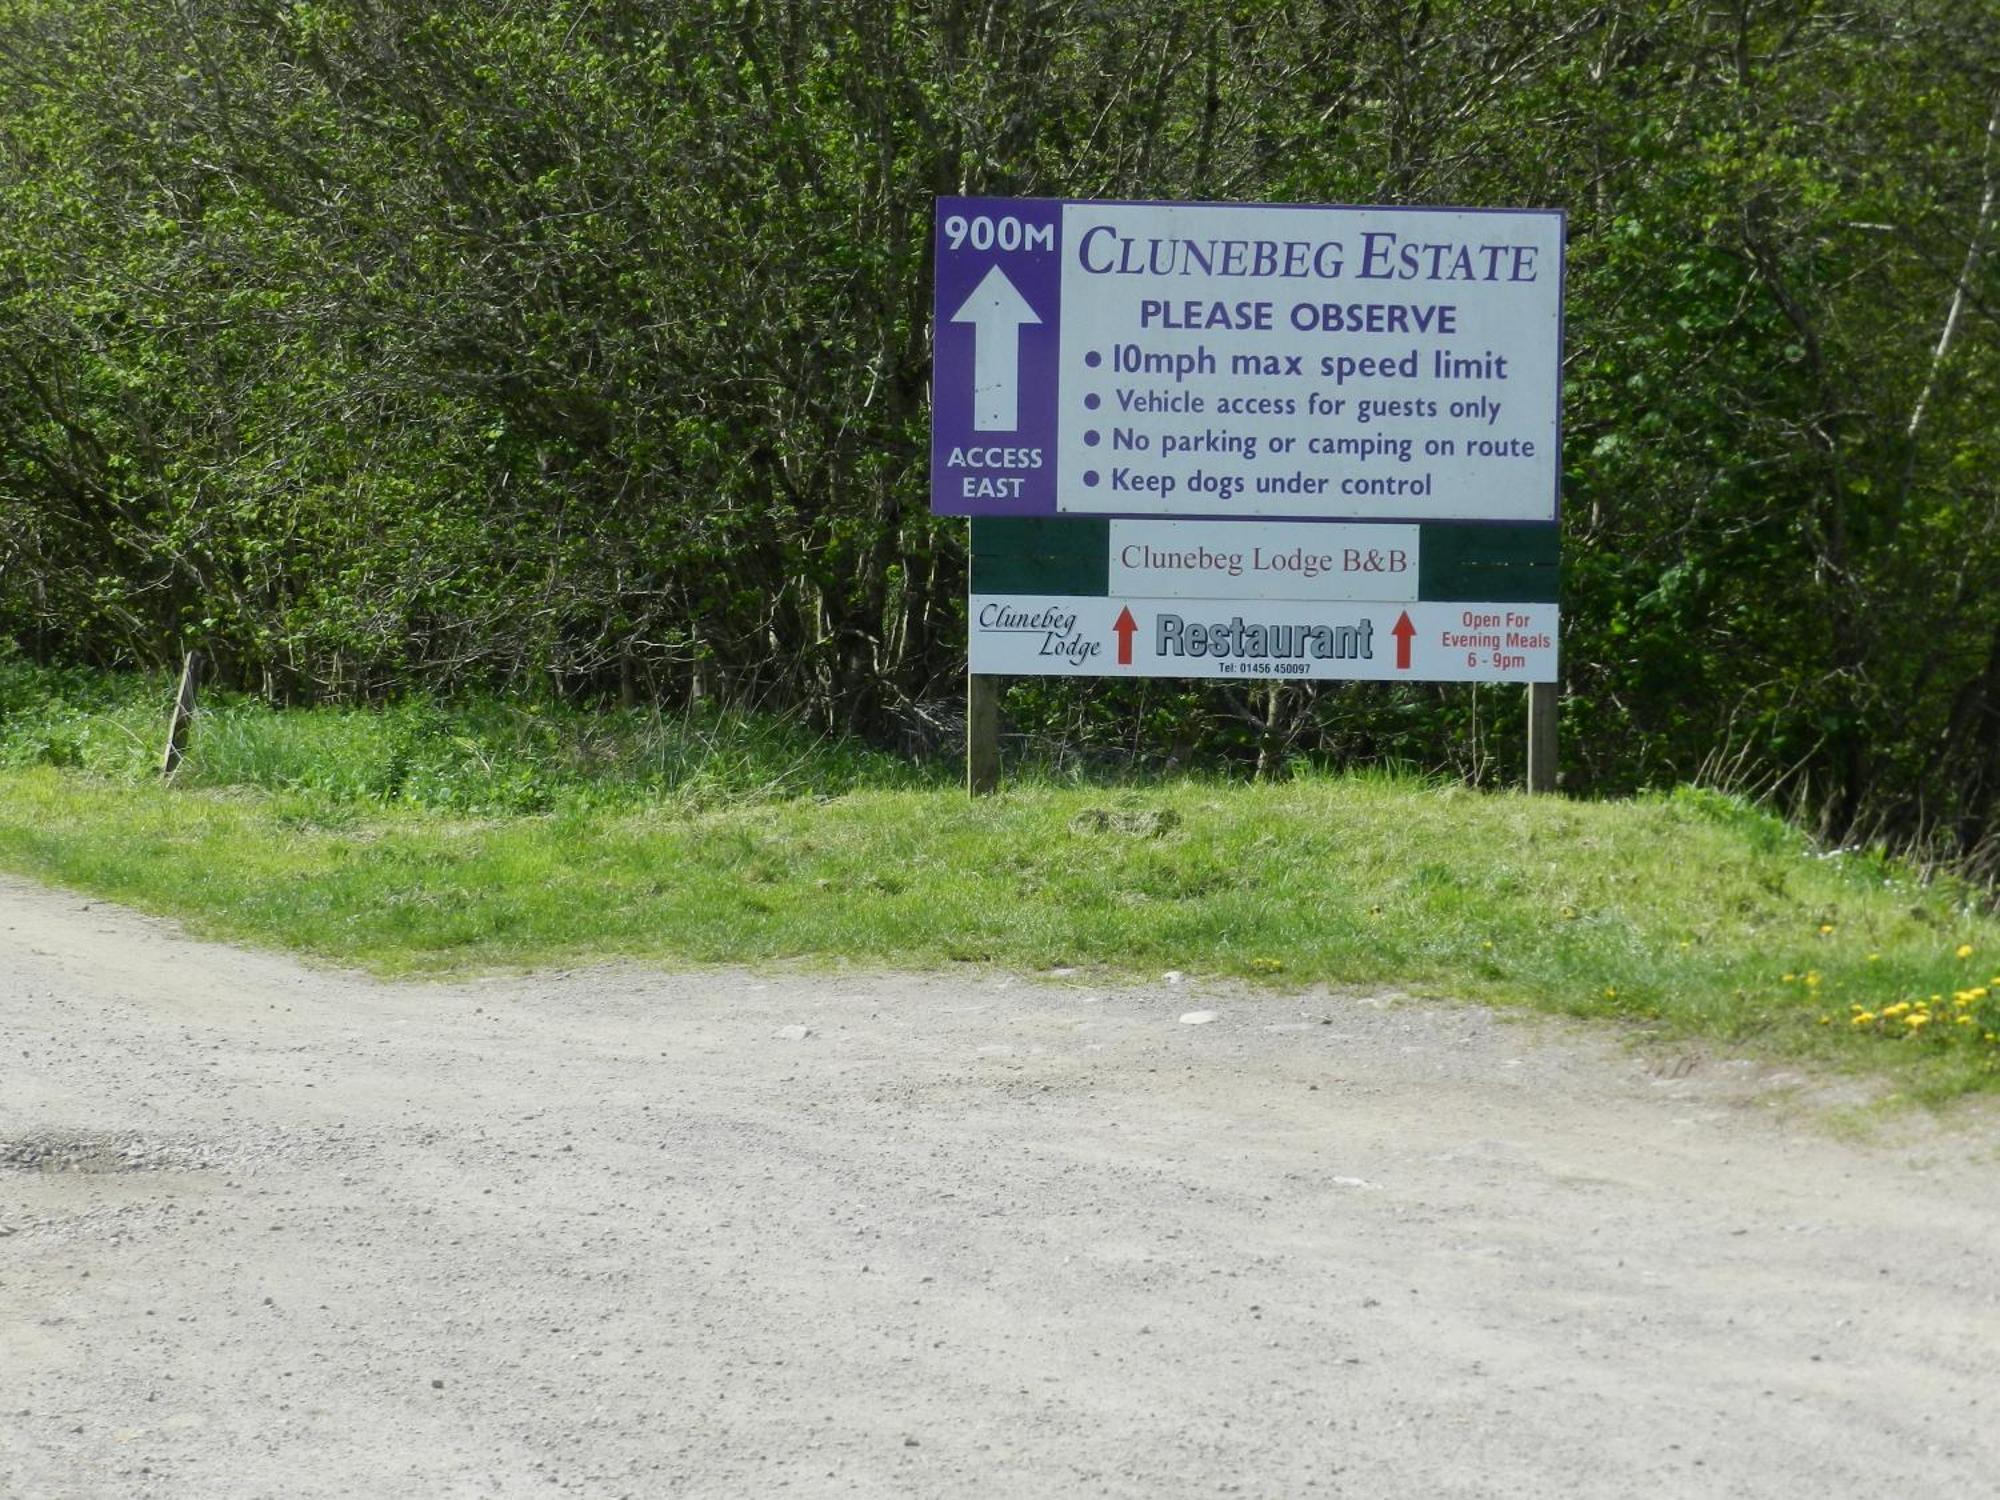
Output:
top-left (950, 264), bottom-right (1041, 432)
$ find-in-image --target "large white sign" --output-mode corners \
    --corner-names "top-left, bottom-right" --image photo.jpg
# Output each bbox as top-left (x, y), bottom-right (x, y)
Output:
top-left (934, 197), bottom-right (1565, 524)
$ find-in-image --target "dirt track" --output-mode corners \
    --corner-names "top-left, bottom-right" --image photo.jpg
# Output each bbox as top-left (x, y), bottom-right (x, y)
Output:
top-left (3, 872), bottom-right (1997, 1498)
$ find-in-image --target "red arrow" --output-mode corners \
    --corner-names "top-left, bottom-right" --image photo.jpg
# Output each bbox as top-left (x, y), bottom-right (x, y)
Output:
top-left (1391, 610), bottom-right (1416, 671)
top-left (1112, 606), bottom-right (1138, 666)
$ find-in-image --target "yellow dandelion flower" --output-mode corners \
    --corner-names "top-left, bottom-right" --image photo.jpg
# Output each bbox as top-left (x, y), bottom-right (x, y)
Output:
top-left (1956, 944), bottom-right (1974, 960)
top-left (1819, 923), bottom-right (1835, 935)
top-left (1852, 1012), bottom-right (1877, 1026)
top-left (1957, 1016), bottom-right (1975, 1027)
top-left (1604, 987), bottom-right (1618, 1000)
top-left (1781, 973), bottom-right (1797, 983)
top-left (1817, 1015), bottom-right (1832, 1026)
top-left (1906, 1013), bottom-right (1929, 1029)
top-left (1805, 972), bottom-right (1821, 989)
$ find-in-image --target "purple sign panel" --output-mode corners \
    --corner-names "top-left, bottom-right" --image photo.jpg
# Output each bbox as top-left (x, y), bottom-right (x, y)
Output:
top-left (930, 196), bottom-right (1565, 525)
top-left (930, 197), bottom-right (1064, 517)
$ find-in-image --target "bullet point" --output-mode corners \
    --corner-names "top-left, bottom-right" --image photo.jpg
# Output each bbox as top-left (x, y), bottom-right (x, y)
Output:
top-left (1084, 350), bottom-right (1102, 368)
top-left (1083, 430), bottom-right (1101, 446)
top-left (1083, 393), bottom-right (1101, 410)
top-left (1083, 470), bottom-right (1100, 486)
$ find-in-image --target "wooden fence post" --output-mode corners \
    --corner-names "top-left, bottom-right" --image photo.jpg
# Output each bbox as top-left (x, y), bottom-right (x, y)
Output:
top-left (161, 650), bottom-right (205, 777)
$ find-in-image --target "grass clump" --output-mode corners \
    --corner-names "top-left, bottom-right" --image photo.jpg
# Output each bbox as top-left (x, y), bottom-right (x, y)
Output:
top-left (0, 658), bottom-right (932, 811)
top-left (2, 664), bottom-right (1999, 1102)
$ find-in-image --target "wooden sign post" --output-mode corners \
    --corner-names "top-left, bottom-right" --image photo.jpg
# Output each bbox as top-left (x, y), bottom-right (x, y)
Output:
top-left (1527, 680), bottom-right (1558, 794)
top-left (966, 673), bottom-right (1001, 795)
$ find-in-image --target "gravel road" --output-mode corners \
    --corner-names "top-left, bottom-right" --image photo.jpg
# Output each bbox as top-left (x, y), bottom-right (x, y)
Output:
top-left (3, 872), bottom-right (1997, 1499)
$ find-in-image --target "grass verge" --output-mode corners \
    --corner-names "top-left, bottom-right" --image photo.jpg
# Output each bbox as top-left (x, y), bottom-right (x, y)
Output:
top-left (3, 666), bottom-right (1999, 1103)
